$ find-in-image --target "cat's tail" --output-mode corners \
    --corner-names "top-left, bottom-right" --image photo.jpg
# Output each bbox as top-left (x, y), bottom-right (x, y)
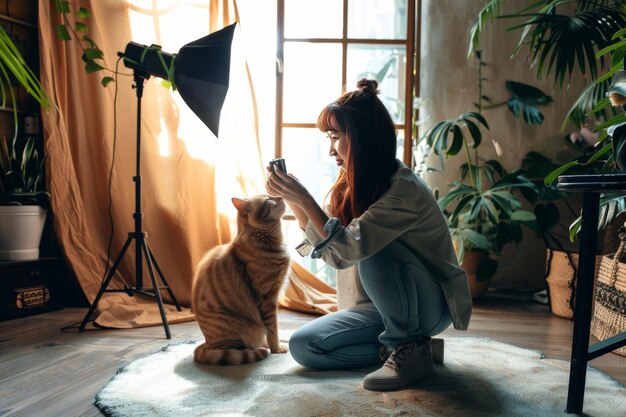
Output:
top-left (193, 343), bottom-right (270, 365)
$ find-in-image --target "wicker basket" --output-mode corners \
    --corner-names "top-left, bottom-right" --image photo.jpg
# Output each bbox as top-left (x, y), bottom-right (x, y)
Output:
top-left (545, 249), bottom-right (578, 319)
top-left (545, 249), bottom-right (602, 320)
top-left (591, 241), bottom-right (626, 357)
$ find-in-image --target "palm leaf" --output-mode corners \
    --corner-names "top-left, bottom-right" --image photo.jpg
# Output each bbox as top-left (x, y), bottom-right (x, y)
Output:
top-left (564, 79), bottom-right (613, 130)
top-left (468, 0), bottom-right (504, 58)
top-left (504, 6), bottom-right (626, 86)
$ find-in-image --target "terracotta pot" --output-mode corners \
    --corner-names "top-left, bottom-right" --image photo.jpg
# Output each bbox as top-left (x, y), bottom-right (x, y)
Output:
top-left (461, 250), bottom-right (491, 299)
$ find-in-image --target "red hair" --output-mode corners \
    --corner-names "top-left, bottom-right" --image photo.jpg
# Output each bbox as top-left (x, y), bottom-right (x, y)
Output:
top-left (317, 79), bottom-right (397, 226)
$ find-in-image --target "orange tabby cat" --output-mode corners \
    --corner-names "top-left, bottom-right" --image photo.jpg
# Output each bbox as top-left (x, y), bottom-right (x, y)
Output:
top-left (192, 194), bottom-right (291, 365)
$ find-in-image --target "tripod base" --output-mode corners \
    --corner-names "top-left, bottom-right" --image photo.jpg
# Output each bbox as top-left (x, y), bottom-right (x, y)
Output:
top-left (78, 231), bottom-right (182, 339)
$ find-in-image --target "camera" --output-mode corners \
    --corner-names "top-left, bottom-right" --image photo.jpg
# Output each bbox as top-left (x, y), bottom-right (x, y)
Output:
top-left (269, 158), bottom-right (287, 173)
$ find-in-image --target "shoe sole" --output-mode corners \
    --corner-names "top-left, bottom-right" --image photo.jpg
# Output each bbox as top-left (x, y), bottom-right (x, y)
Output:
top-left (363, 368), bottom-right (435, 391)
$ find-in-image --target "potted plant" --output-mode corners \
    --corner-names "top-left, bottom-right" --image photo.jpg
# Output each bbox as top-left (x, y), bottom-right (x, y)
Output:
top-left (427, 118), bottom-right (537, 298)
top-left (469, 1), bottom-right (626, 239)
top-left (0, 24), bottom-right (51, 260)
top-left (0, 136), bottom-right (48, 260)
top-left (421, 49), bottom-right (548, 298)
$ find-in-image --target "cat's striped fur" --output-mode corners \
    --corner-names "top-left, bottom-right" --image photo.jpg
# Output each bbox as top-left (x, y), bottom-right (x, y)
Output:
top-left (192, 194), bottom-right (291, 365)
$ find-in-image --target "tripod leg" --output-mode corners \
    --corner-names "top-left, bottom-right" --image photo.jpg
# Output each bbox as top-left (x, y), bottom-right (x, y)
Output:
top-left (141, 240), bottom-right (171, 339)
top-left (145, 241), bottom-right (182, 311)
top-left (79, 236), bottom-right (134, 331)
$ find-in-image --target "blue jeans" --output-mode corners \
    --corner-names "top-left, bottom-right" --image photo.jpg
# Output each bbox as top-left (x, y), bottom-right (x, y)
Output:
top-left (289, 240), bottom-right (452, 370)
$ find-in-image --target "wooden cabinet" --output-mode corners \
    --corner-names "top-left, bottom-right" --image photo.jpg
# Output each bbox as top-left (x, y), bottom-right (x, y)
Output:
top-left (0, 258), bottom-right (68, 321)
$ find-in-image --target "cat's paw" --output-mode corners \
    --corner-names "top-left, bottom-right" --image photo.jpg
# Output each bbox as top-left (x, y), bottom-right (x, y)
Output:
top-left (272, 344), bottom-right (289, 354)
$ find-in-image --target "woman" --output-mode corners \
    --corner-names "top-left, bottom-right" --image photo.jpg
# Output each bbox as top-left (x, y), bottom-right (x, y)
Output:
top-left (266, 79), bottom-right (472, 391)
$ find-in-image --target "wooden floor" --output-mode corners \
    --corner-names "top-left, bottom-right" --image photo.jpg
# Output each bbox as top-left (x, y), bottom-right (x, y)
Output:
top-left (1, 291), bottom-right (625, 417)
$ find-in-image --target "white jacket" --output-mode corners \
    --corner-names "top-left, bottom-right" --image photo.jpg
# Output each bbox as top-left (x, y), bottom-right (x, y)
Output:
top-left (299, 159), bottom-right (472, 330)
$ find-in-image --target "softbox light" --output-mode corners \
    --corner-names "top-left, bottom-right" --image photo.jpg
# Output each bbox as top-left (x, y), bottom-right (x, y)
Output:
top-left (121, 22), bottom-right (237, 137)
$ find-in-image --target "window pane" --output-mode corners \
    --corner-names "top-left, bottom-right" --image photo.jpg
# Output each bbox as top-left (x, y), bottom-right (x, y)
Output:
top-left (348, 0), bottom-right (407, 40)
top-left (283, 42), bottom-right (343, 123)
top-left (282, 127), bottom-right (339, 287)
top-left (282, 128), bottom-right (338, 202)
top-left (396, 129), bottom-right (405, 161)
top-left (285, 0), bottom-right (343, 39)
top-left (346, 44), bottom-right (406, 123)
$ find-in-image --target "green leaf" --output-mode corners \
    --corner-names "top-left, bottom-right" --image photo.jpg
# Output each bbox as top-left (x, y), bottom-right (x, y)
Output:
top-left (463, 111), bottom-right (490, 129)
top-left (464, 119), bottom-right (483, 149)
top-left (56, 24), bottom-right (71, 41)
top-left (468, 0), bottom-right (503, 58)
top-left (522, 104), bottom-right (545, 124)
top-left (83, 48), bottom-right (103, 60)
top-left (587, 142), bottom-right (612, 163)
top-left (449, 125), bottom-right (464, 155)
top-left (76, 7), bottom-right (91, 19)
top-left (505, 80), bottom-right (552, 124)
top-left (507, 98), bottom-right (522, 117)
top-left (569, 216), bottom-right (582, 242)
top-left (506, 80), bottom-right (553, 105)
top-left (510, 210), bottom-right (536, 221)
top-left (85, 61), bottom-right (104, 73)
top-left (503, 6), bottom-right (624, 86)
top-left (56, 0), bottom-right (70, 13)
top-left (75, 22), bottom-right (88, 33)
top-left (82, 35), bottom-right (97, 48)
top-left (101, 76), bottom-right (114, 87)
top-left (461, 229), bottom-right (490, 249)
top-left (544, 161), bottom-right (580, 186)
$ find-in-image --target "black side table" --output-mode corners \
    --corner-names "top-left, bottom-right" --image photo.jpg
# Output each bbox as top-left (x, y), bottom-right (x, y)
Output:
top-left (557, 174), bottom-right (626, 413)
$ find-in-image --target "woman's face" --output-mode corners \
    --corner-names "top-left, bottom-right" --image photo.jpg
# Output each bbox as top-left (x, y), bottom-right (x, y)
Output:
top-left (327, 115), bottom-right (349, 170)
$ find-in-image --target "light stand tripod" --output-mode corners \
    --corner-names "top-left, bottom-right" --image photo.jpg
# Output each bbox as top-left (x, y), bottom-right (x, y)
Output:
top-left (79, 70), bottom-right (182, 339)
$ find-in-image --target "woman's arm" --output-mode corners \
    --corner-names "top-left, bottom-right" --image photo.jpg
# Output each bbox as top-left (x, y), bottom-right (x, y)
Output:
top-left (265, 169), bottom-right (329, 237)
top-left (289, 203), bottom-right (309, 230)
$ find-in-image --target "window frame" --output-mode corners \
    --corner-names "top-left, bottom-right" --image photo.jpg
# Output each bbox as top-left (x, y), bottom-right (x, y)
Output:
top-left (274, 0), bottom-right (418, 164)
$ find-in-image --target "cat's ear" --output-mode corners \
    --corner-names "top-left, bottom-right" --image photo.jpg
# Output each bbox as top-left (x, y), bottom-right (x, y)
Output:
top-left (232, 197), bottom-right (249, 216)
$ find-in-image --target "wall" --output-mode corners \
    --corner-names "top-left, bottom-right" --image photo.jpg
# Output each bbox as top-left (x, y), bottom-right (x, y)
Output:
top-left (419, 0), bottom-right (588, 290)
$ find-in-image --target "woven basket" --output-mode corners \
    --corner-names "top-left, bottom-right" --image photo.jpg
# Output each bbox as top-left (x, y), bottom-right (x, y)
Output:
top-left (545, 249), bottom-right (578, 320)
top-left (545, 249), bottom-right (602, 320)
top-left (591, 241), bottom-right (626, 357)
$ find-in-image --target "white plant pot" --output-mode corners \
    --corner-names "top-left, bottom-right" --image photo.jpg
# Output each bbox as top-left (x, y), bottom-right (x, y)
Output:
top-left (0, 205), bottom-right (47, 261)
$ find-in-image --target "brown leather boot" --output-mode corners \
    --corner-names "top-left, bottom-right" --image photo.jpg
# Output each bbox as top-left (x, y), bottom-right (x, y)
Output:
top-left (363, 340), bottom-right (435, 391)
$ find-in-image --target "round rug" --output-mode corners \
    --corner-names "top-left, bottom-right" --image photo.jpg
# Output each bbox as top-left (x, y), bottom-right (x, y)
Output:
top-left (96, 336), bottom-right (626, 417)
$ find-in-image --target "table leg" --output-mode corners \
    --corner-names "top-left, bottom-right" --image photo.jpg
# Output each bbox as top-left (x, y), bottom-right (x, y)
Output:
top-left (566, 192), bottom-right (600, 414)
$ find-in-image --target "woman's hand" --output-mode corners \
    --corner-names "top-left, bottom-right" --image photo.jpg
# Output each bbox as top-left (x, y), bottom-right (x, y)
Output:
top-left (265, 167), bottom-right (311, 207)
top-left (265, 166), bottom-right (330, 235)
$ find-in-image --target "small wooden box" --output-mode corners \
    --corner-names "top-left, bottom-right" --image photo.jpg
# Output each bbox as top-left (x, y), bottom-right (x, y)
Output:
top-left (0, 258), bottom-right (66, 321)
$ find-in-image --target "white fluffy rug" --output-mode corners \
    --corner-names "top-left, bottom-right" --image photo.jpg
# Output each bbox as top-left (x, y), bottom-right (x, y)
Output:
top-left (96, 337), bottom-right (626, 417)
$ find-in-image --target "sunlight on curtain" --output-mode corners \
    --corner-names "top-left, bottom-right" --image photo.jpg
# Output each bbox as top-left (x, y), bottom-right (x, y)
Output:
top-left (125, 0), bottom-right (264, 214)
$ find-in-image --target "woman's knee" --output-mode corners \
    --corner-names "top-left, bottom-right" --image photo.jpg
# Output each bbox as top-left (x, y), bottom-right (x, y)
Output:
top-left (288, 326), bottom-right (323, 369)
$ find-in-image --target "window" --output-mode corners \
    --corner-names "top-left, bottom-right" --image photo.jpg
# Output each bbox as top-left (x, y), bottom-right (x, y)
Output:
top-left (275, 0), bottom-right (417, 285)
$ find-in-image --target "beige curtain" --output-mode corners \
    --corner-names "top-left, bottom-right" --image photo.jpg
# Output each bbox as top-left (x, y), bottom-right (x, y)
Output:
top-left (38, 0), bottom-right (336, 329)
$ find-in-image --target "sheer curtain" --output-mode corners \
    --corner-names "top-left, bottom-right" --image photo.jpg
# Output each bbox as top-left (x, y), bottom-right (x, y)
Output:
top-left (37, 0), bottom-right (265, 328)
